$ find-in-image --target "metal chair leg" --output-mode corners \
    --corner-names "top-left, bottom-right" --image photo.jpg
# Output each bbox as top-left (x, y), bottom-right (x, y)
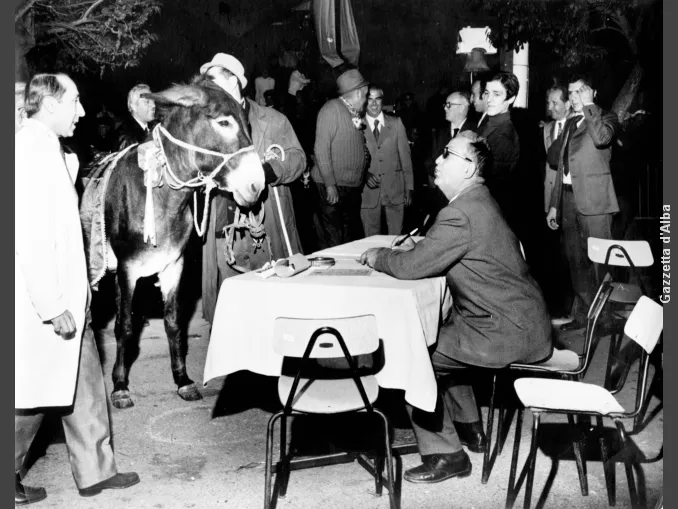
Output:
top-left (374, 454), bottom-right (385, 496)
top-left (375, 409), bottom-right (398, 509)
top-left (278, 414), bottom-right (290, 498)
top-left (505, 406), bottom-right (524, 509)
top-left (597, 416), bottom-right (616, 506)
top-left (264, 412), bottom-right (283, 509)
top-left (482, 373), bottom-right (498, 484)
top-left (568, 414), bottom-right (589, 496)
top-left (616, 420), bottom-right (638, 509)
top-left (523, 412), bottom-right (540, 509)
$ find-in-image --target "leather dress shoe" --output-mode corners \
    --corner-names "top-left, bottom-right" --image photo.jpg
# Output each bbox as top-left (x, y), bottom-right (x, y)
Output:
top-left (78, 472), bottom-right (140, 497)
top-left (15, 473), bottom-right (47, 506)
top-left (404, 451), bottom-right (472, 484)
top-left (454, 421), bottom-right (487, 453)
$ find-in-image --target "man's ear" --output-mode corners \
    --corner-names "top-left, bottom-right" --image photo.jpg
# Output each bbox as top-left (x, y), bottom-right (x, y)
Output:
top-left (507, 95), bottom-right (517, 107)
top-left (42, 96), bottom-right (58, 113)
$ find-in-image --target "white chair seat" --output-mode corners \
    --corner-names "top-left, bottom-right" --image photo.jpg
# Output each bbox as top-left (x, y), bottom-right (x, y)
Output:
top-left (514, 378), bottom-right (626, 415)
top-left (278, 375), bottom-right (379, 414)
top-left (510, 348), bottom-right (580, 372)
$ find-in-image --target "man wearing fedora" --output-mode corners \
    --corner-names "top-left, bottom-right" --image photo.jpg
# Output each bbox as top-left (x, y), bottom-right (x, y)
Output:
top-left (195, 53), bottom-right (307, 325)
top-left (311, 68), bottom-right (370, 249)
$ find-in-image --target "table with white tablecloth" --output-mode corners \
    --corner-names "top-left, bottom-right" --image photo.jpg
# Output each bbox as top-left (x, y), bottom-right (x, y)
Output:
top-left (203, 236), bottom-right (450, 412)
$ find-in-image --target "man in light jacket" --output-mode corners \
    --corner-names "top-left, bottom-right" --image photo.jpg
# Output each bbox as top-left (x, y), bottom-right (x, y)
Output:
top-left (15, 73), bottom-right (139, 505)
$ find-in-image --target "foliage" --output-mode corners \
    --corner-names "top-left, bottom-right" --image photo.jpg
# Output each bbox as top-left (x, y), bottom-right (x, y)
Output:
top-left (16, 0), bottom-right (161, 76)
top-left (476, 0), bottom-right (650, 68)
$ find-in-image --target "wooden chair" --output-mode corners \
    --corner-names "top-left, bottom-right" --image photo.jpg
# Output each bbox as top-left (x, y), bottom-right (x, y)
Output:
top-left (508, 296), bottom-right (663, 509)
top-left (263, 315), bottom-right (397, 509)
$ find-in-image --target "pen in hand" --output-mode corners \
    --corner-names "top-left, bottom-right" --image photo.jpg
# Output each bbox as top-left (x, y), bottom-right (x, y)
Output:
top-left (393, 227), bottom-right (419, 247)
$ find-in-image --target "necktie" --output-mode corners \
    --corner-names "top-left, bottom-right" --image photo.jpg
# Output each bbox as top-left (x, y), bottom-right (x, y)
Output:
top-left (563, 115), bottom-right (583, 176)
top-left (453, 128), bottom-right (459, 139)
top-left (373, 119), bottom-right (380, 142)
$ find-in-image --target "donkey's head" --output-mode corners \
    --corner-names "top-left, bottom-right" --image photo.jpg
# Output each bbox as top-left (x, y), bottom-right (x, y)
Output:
top-left (145, 83), bottom-right (264, 207)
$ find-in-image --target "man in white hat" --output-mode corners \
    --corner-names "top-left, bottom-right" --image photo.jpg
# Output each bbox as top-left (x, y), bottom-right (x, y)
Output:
top-left (196, 53), bottom-right (307, 325)
top-left (310, 68), bottom-right (370, 249)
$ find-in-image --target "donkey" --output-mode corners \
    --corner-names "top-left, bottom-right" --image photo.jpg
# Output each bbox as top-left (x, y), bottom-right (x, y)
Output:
top-left (84, 82), bottom-right (265, 409)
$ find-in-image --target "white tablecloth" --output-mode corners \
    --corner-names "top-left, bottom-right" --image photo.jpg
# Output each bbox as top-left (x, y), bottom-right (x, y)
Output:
top-left (203, 236), bottom-right (450, 412)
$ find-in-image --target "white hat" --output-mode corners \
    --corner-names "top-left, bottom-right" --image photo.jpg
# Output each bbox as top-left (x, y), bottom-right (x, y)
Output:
top-left (200, 53), bottom-right (248, 89)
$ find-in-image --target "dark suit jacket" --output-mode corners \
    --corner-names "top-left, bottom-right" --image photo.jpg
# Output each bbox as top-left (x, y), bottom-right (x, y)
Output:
top-left (476, 112), bottom-right (520, 223)
top-left (116, 114), bottom-right (153, 150)
top-left (549, 104), bottom-right (619, 216)
top-left (361, 114), bottom-right (414, 208)
top-left (542, 119), bottom-right (561, 213)
top-left (374, 183), bottom-right (553, 368)
top-left (424, 119), bottom-right (474, 177)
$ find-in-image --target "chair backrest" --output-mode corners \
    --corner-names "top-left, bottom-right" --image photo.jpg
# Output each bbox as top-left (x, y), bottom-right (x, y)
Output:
top-left (272, 315), bottom-right (379, 359)
top-left (624, 296), bottom-right (663, 354)
top-left (587, 237), bottom-right (654, 267)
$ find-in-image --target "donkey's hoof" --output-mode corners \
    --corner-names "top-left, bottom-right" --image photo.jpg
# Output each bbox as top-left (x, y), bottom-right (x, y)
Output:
top-left (111, 390), bottom-right (135, 409)
top-left (177, 383), bottom-right (203, 401)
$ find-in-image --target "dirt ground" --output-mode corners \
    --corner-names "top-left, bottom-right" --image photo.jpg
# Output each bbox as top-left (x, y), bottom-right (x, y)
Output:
top-left (18, 293), bottom-right (663, 509)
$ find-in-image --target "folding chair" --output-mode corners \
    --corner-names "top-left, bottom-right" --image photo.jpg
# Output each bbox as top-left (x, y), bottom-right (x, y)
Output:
top-left (480, 276), bottom-right (614, 484)
top-left (509, 296), bottom-right (663, 509)
top-left (588, 238), bottom-right (654, 427)
top-left (263, 315), bottom-right (397, 509)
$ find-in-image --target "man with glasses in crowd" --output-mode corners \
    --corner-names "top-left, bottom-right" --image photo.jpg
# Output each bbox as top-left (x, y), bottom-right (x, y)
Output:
top-left (424, 90), bottom-right (475, 216)
top-left (361, 131), bottom-right (552, 485)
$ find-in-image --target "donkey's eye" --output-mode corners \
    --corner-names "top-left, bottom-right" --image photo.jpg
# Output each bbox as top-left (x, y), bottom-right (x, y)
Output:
top-left (217, 119), bottom-right (231, 127)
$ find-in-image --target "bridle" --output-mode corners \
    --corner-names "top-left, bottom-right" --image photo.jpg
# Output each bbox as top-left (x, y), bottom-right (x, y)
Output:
top-left (150, 123), bottom-right (258, 237)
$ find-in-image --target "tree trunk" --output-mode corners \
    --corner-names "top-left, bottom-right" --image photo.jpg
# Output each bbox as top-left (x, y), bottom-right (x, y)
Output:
top-left (610, 60), bottom-right (643, 122)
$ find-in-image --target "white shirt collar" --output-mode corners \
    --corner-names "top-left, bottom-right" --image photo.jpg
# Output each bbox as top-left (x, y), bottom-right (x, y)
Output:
top-left (132, 115), bottom-right (148, 131)
top-left (451, 118), bottom-right (466, 133)
top-left (365, 112), bottom-right (385, 130)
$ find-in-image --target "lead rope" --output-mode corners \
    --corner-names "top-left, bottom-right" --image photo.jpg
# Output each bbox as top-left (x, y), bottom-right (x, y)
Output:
top-left (222, 144), bottom-right (288, 272)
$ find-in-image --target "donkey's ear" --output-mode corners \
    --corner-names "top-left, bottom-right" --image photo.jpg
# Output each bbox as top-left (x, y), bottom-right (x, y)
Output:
top-left (144, 85), bottom-right (207, 107)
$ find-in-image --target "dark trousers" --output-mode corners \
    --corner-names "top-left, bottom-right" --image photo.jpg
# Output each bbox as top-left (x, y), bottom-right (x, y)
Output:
top-left (15, 320), bottom-right (117, 489)
top-left (407, 350), bottom-right (480, 456)
top-left (313, 182), bottom-right (364, 250)
top-left (561, 187), bottom-right (614, 321)
top-left (540, 223), bottom-right (574, 317)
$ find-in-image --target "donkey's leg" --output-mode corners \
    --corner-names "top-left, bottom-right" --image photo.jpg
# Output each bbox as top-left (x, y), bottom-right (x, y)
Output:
top-left (158, 257), bottom-right (202, 401)
top-left (111, 270), bottom-right (139, 409)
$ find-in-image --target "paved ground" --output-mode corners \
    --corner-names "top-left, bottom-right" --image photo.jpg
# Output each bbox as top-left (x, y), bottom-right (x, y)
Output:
top-left (19, 297), bottom-right (663, 509)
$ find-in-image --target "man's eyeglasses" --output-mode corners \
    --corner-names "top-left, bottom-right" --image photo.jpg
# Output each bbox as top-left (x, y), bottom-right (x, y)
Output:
top-left (444, 102), bottom-right (465, 108)
top-left (442, 146), bottom-right (473, 163)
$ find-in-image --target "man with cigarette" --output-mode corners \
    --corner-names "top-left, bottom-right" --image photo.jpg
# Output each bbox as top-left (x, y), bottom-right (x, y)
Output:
top-left (360, 84), bottom-right (414, 236)
top-left (361, 131), bottom-right (552, 484)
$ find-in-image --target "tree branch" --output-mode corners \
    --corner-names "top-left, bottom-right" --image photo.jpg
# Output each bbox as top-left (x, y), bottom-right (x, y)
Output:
top-left (80, 0), bottom-right (106, 23)
top-left (15, 0), bottom-right (38, 23)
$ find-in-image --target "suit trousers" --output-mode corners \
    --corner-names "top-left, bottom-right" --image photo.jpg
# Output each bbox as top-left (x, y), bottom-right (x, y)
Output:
top-left (313, 182), bottom-right (364, 250)
top-left (561, 187), bottom-right (614, 320)
top-left (15, 321), bottom-right (117, 489)
top-left (360, 197), bottom-right (405, 237)
top-left (407, 350), bottom-right (481, 456)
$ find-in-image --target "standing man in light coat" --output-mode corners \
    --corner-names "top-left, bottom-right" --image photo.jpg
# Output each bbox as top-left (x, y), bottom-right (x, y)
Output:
top-left (361, 84), bottom-right (414, 236)
top-left (15, 73), bottom-right (139, 505)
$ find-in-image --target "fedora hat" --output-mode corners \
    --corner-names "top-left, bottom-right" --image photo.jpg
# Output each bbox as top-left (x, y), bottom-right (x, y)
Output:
top-left (200, 53), bottom-right (248, 88)
top-left (336, 69), bottom-right (368, 95)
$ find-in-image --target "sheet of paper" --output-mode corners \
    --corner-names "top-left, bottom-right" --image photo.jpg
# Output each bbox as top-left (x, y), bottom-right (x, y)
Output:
top-left (307, 268), bottom-right (373, 277)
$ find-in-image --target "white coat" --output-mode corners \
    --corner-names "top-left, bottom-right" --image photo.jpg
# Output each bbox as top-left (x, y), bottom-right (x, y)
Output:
top-left (15, 119), bottom-right (90, 409)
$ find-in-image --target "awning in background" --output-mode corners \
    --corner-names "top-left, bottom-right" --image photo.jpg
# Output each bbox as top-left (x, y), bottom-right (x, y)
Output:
top-left (312, 0), bottom-right (360, 68)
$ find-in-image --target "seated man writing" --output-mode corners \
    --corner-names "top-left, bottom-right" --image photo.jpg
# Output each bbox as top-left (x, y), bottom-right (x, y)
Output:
top-left (360, 131), bottom-right (553, 483)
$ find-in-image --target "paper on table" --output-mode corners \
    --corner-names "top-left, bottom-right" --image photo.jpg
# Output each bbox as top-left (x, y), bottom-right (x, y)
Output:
top-left (307, 268), bottom-right (373, 276)
top-left (312, 235), bottom-right (424, 259)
